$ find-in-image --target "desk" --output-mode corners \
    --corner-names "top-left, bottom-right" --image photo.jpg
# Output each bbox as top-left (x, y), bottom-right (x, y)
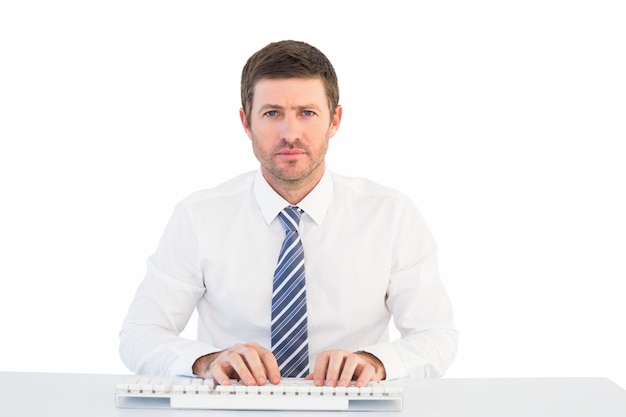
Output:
top-left (1, 372), bottom-right (625, 416)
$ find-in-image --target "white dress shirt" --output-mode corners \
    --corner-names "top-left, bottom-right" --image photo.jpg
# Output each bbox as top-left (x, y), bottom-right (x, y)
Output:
top-left (119, 169), bottom-right (458, 380)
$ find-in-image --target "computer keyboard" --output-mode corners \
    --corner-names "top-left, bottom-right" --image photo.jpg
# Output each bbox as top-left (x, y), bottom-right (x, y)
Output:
top-left (115, 376), bottom-right (403, 411)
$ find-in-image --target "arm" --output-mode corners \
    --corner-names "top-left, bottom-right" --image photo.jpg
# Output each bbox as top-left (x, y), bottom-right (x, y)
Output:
top-left (119, 200), bottom-right (283, 382)
top-left (307, 200), bottom-right (456, 384)
top-left (119, 201), bottom-right (219, 376)
top-left (118, 258), bottom-right (218, 376)
top-left (365, 201), bottom-right (459, 380)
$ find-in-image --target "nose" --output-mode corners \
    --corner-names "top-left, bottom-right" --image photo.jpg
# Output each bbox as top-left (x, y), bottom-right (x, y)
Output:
top-left (279, 113), bottom-right (301, 144)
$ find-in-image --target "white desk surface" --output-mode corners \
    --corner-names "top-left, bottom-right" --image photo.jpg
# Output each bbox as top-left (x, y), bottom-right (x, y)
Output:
top-left (1, 372), bottom-right (625, 417)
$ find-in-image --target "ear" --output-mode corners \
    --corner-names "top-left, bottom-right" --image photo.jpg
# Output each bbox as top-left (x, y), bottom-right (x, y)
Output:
top-left (239, 108), bottom-right (253, 139)
top-left (328, 104), bottom-right (343, 139)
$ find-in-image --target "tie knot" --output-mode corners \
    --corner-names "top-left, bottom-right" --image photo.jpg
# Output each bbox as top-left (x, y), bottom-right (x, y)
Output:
top-left (278, 206), bottom-right (302, 232)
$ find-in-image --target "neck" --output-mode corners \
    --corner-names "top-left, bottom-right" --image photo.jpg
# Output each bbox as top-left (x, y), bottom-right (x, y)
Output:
top-left (262, 166), bottom-right (324, 205)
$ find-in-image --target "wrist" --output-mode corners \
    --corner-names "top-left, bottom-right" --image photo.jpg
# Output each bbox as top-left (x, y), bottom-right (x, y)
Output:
top-left (192, 351), bottom-right (220, 377)
top-left (355, 351), bottom-right (387, 380)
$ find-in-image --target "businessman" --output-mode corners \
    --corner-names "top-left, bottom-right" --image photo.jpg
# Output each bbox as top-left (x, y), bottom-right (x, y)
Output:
top-left (120, 40), bottom-right (458, 388)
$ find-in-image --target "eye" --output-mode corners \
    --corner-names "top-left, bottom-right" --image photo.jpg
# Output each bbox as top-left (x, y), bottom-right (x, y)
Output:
top-left (302, 110), bottom-right (316, 117)
top-left (265, 110), bottom-right (279, 117)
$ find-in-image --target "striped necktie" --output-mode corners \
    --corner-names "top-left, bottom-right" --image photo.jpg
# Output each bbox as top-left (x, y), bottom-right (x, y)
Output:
top-left (271, 206), bottom-right (309, 378)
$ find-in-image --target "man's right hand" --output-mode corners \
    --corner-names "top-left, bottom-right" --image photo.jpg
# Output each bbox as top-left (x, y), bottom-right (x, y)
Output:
top-left (192, 342), bottom-right (281, 386)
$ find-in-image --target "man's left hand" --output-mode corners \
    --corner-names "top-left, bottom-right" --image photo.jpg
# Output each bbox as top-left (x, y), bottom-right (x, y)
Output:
top-left (306, 350), bottom-right (386, 387)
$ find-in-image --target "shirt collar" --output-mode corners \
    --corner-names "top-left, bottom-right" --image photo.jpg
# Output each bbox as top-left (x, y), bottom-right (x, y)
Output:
top-left (254, 169), bottom-right (333, 226)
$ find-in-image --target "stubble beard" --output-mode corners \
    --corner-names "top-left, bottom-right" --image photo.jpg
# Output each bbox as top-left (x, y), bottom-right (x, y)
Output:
top-left (253, 136), bottom-right (329, 192)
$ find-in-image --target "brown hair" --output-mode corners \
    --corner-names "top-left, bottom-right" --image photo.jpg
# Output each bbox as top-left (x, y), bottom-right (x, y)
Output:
top-left (240, 40), bottom-right (340, 127)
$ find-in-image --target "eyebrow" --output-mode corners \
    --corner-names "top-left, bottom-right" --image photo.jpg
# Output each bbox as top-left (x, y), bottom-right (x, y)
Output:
top-left (257, 104), bottom-right (322, 114)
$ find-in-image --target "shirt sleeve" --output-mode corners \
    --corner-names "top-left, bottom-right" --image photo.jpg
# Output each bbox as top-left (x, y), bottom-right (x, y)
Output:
top-left (361, 198), bottom-right (458, 380)
top-left (119, 201), bottom-right (219, 376)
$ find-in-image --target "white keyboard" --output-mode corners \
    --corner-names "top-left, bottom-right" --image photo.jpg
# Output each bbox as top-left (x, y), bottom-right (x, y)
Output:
top-left (115, 376), bottom-right (403, 411)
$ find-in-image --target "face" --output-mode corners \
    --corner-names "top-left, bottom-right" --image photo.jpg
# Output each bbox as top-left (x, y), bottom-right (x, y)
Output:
top-left (240, 78), bottom-right (342, 194)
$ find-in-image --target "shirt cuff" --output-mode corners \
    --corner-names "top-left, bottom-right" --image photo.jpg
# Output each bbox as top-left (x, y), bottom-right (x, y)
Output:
top-left (169, 342), bottom-right (221, 377)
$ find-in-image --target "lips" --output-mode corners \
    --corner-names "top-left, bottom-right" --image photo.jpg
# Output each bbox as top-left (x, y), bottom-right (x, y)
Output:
top-left (277, 149), bottom-right (306, 156)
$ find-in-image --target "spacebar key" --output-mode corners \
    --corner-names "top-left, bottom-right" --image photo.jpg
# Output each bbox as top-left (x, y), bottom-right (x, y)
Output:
top-left (170, 394), bottom-right (349, 410)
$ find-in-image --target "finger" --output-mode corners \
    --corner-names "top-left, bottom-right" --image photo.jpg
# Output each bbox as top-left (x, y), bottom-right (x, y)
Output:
top-left (312, 351), bottom-right (331, 386)
top-left (235, 342), bottom-right (283, 385)
top-left (324, 351), bottom-right (347, 387)
top-left (228, 345), bottom-right (263, 386)
top-left (209, 365), bottom-right (232, 386)
top-left (257, 347), bottom-right (281, 385)
top-left (354, 351), bottom-right (386, 383)
top-left (337, 353), bottom-right (359, 387)
top-left (353, 362), bottom-right (376, 388)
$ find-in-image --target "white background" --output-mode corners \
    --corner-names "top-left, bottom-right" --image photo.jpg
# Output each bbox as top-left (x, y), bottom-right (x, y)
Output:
top-left (1, 1), bottom-right (624, 389)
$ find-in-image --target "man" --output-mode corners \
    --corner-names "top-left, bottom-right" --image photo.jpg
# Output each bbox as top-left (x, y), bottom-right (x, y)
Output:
top-left (119, 40), bottom-right (458, 388)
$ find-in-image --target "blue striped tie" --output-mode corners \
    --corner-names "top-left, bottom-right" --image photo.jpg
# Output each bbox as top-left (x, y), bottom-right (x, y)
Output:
top-left (271, 206), bottom-right (309, 378)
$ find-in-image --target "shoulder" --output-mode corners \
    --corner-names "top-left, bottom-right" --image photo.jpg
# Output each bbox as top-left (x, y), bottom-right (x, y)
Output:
top-left (177, 171), bottom-right (257, 214)
top-left (328, 171), bottom-right (426, 229)
top-left (330, 171), bottom-right (414, 204)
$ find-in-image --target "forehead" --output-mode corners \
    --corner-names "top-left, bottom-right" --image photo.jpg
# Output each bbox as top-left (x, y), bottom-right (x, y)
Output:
top-left (252, 77), bottom-right (328, 110)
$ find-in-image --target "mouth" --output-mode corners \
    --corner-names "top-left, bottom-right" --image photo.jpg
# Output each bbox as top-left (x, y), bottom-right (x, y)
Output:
top-left (276, 148), bottom-right (306, 157)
